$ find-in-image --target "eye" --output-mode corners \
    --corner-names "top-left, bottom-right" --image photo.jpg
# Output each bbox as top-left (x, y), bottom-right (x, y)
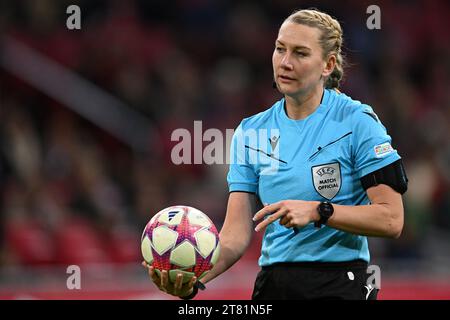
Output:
top-left (275, 46), bottom-right (286, 53)
top-left (295, 51), bottom-right (308, 57)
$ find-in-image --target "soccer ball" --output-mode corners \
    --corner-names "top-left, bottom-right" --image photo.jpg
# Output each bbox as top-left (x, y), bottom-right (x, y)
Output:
top-left (141, 205), bottom-right (220, 283)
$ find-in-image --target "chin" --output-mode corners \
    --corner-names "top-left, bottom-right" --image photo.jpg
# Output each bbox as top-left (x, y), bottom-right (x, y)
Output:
top-left (279, 81), bottom-right (318, 97)
top-left (278, 85), bottom-right (303, 96)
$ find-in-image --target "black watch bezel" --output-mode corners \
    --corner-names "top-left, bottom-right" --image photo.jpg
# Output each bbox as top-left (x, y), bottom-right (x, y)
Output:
top-left (315, 201), bottom-right (334, 228)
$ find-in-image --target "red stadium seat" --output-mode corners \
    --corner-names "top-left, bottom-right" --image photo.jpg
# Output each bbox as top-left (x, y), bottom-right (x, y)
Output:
top-left (5, 219), bottom-right (56, 265)
top-left (53, 217), bottom-right (110, 265)
top-left (107, 226), bottom-right (141, 264)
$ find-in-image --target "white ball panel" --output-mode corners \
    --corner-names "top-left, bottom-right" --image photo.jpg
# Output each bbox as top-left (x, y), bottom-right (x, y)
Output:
top-left (187, 208), bottom-right (211, 227)
top-left (169, 270), bottom-right (195, 284)
top-left (141, 235), bottom-right (154, 264)
top-left (210, 243), bottom-right (220, 265)
top-left (152, 226), bottom-right (178, 255)
top-left (194, 229), bottom-right (216, 258)
top-left (170, 241), bottom-right (196, 268)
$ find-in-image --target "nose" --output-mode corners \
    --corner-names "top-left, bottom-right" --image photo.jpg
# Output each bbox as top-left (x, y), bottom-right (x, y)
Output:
top-left (280, 53), bottom-right (293, 70)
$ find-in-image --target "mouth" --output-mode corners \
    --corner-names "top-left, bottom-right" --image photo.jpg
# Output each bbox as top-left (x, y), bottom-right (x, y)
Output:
top-left (278, 75), bottom-right (296, 82)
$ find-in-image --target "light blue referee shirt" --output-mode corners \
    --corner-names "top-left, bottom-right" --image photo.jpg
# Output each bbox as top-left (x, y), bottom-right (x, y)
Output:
top-left (227, 88), bottom-right (401, 265)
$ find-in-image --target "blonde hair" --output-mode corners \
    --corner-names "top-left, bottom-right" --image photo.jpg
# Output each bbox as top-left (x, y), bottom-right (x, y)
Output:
top-left (284, 9), bottom-right (345, 89)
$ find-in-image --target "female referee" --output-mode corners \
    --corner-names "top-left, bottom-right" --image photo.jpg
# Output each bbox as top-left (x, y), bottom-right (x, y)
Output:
top-left (144, 8), bottom-right (408, 300)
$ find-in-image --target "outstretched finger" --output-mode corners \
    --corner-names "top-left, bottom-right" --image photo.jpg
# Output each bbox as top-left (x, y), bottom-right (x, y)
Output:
top-left (148, 266), bottom-right (160, 284)
top-left (255, 208), bottom-right (287, 232)
top-left (161, 270), bottom-right (169, 290)
top-left (253, 202), bottom-right (281, 222)
top-left (173, 273), bottom-right (184, 296)
top-left (189, 276), bottom-right (198, 289)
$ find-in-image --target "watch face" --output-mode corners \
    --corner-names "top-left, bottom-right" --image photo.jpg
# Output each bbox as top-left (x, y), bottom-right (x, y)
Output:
top-left (320, 202), bottom-right (334, 218)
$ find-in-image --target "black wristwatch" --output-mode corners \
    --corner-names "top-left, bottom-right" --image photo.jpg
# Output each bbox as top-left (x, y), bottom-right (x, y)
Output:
top-left (314, 201), bottom-right (334, 228)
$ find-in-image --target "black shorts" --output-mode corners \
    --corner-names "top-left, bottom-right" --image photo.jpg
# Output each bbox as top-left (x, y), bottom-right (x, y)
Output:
top-left (252, 260), bottom-right (379, 300)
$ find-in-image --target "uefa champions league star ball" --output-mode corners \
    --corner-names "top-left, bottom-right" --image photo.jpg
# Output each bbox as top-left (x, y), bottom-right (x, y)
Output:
top-left (141, 205), bottom-right (220, 283)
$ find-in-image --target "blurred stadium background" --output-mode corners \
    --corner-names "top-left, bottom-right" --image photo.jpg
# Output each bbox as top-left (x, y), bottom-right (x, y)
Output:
top-left (0, 0), bottom-right (449, 300)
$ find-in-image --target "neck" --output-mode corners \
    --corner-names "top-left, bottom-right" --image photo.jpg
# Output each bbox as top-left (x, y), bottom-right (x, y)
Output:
top-left (284, 86), bottom-right (324, 120)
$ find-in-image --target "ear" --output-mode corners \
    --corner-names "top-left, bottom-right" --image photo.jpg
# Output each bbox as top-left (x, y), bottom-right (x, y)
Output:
top-left (322, 54), bottom-right (336, 77)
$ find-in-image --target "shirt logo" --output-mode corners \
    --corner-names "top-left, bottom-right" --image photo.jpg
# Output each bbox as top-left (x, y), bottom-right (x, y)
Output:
top-left (316, 167), bottom-right (335, 176)
top-left (364, 284), bottom-right (375, 300)
top-left (374, 142), bottom-right (393, 158)
top-left (167, 211), bottom-right (178, 221)
top-left (269, 135), bottom-right (280, 155)
top-left (312, 162), bottom-right (341, 200)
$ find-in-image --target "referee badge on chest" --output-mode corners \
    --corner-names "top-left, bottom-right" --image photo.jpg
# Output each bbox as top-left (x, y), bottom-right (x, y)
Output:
top-left (311, 162), bottom-right (341, 200)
